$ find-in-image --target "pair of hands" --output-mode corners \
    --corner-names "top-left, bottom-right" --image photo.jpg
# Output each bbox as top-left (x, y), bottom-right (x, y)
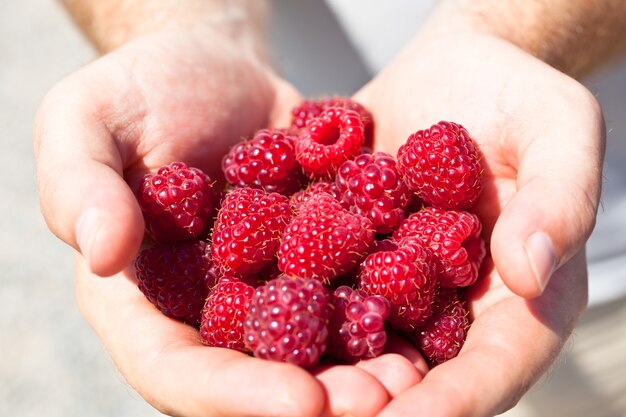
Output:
top-left (34, 23), bottom-right (603, 417)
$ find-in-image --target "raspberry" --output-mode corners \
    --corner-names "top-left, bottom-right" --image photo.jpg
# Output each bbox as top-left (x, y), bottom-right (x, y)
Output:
top-left (295, 107), bottom-right (365, 179)
top-left (358, 239), bottom-right (437, 331)
top-left (134, 240), bottom-right (216, 324)
top-left (397, 121), bottom-right (482, 209)
top-left (278, 193), bottom-right (375, 282)
top-left (413, 289), bottom-right (470, 365)
top-left (137, 161), bottom-right (216, 243)
top-left (211, 187), bottom-right (291, 277)
top-left (290, 97), bottom-right (374, 149)
top-left (328, 286), bottom-right (390, 360)
top-left (394, 207), bottom-right (486, 288)
top-left (200, 277), bottom-right (255, 352)
top-left (244, 276), bottom-right (332, 368)
top-left (221, 128), bottom-right (306, 195)
top-left (336, 152), bottom-right (412, 234)
top-left (290, 180), bottom-right (342, 211)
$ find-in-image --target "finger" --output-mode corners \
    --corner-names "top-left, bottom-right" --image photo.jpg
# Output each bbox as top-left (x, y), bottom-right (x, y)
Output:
top-left (490, 87), bottom-right (604, 297)
top-left (376, 252), bottom-right (588, 417)
top-left (35, 76), bottom-right (145, 277)
top-left (313, 365), bottom-right (389, 417)
top-left (75, 255), bottom-right (325, 417)
top-left (266, 72), bottom-right (304, 129)
top-left (356, 334), bottom-right (428, 397)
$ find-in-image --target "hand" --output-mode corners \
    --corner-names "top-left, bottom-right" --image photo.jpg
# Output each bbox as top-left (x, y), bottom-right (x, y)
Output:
top-left (34, 27), bottom-right (301, 277)
top-left (354, 29), bottom-right (601, 416)
top-left (35, 29), bottom-right (427, 417)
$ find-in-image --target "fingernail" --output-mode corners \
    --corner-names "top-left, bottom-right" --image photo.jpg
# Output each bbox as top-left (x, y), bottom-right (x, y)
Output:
top-left (75, 208), bottom-right (103, 268)
top-left (524, 231), bottom-right (557, 292)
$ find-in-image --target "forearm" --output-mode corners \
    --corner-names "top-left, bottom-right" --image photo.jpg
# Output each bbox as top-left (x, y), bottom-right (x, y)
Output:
top-left (59, 0), bottom-right (268, 55)
top-left (432, 0), bottom-right (626, 78)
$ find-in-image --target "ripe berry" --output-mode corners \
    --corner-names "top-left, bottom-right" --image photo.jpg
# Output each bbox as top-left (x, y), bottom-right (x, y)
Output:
top-left (211, 187), bottom-right (292, 277)
top-left (394, 207), bottom-right (486, 288)
top-left (336, 152), bottom-right (412, 234)
top-left (291, 97), bottom-right (374, 149)
top-left (413, 288), bottom-right (470, 365)
top-left (359, 239), bottom-right (437, 331)
top-left (278, 193), bottom-right (375, 282)
top-left (296, 107), bottom-right (365, 179)
top-left (221, 128), bottom-right (306, 195)
top-left (134, 240), bottom-right (216, 324)
top-left (397, 121), bottom-right (482, 209)
top-left (290, 180), bottom-right (342, 211)
top-left (137, 161), bottom-right (216, 243)
top-left (244, 276), bottom-right (332, 368)
top-left (328, 286), bottom-right (390, 360)
top-left (200, 277), bottom-right (255, 352)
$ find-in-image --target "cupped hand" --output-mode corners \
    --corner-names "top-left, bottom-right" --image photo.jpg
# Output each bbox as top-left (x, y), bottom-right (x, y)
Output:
top-left (34, 28), bottom-right (299, 277)
top-left (354, 30), bottom-right (602, 416)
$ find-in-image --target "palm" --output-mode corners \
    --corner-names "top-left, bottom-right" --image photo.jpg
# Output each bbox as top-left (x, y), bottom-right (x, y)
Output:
top-left (82, 31), bottom-right (300, 186)
top-left (354, 32), bottom-right (591, 416)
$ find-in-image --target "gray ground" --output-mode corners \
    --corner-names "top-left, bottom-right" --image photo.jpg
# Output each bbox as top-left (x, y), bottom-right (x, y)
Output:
top-left (0, 2), bottom-right (163, 416)
top-left (1, 1), bottom-right (625, 417)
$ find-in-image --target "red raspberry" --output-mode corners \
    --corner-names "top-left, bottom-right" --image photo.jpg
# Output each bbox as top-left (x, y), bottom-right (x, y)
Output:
top-left (278, 193), bottom-right (375, 282)
top-left (397, 121), bottom-right (482, 209)
top-left (394, 207), bottom-right (486, 288)
top-left (336, 152), bottom-right (412, 234)
top-left (211, 187), bottom-right (291, 277)
top-left (290, 97), bottom-right (374, 149)
top-left (413, 289), bottom-right (470, 365)
top-left (290, 180), bottom-right (342, 211)
top-left (359, 239), bottom-right (437, 331)
top-left (328, 286), bottom-right (390, 360)
top-left (221, 128), bottom-right (306, 195)
top-left (200, 277), bottom-right (255, 352)
top-left (134, 240), bottom-right (216, 324)
top-left (137, 161), bottom-right (216, 243)
top-left (243, 276), bottom-right (332, 368)
top-left (295, 107), bottom-right (365, 179)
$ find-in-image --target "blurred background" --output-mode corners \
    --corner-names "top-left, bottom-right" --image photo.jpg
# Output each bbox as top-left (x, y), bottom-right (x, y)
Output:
top-left (1, 1), bottom-right (625, 416)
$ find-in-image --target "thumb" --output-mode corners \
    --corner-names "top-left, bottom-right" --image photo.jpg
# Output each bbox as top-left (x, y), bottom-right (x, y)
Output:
top-left (34, 83), bottom-right (144, 277)
top-left (490, 107), bottom-right (605, 298)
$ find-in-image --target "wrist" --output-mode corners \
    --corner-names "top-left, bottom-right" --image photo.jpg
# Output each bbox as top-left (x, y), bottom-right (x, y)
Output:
top-left (61, 0), bottom-right (269, 61)
top-left (424, 0), bottom-right (626, 78)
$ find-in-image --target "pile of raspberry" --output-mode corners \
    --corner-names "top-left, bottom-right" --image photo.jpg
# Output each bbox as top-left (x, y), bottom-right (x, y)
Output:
top-left (133, 97), bottom-right (486, 368)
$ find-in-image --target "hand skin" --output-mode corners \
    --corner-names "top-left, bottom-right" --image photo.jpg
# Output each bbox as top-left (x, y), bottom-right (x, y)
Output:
top-left (353, 27), bottom-right (603, 417)
top-left (35, 28), bottom-right (428, 417)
